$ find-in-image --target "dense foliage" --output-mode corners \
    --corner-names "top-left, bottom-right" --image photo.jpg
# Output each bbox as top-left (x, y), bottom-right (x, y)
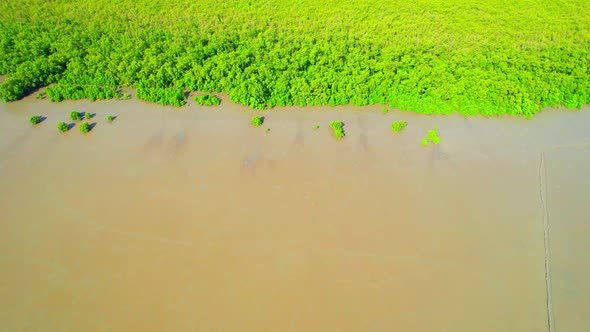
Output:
top-left (45, 84), bottom-right (118, 102)
top-left (29, 115), bottom-right (41, 125)
top-left (57, 122), bottom-right (69, 132)
top-left (391, 121), bottom-right (407, 132)
top-left (136, 84), bottom-right (185, 106)
top-left (0, 0), bottom-right (589, 116)
top-left (194, 94), bottom-right (221, 106)
top-left (79, 122), bottom-right (91, 133)
top-left (70, 111), bottom-right (82, 121)
top-left (330, 121), bottom-right (345, 139)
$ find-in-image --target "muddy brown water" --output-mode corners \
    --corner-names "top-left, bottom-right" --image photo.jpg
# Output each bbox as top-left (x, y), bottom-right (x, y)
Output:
top-left (1, 94), bottom-right (589, 331)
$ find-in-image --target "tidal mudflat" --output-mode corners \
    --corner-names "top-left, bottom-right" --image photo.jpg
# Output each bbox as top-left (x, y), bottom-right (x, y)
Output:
top-left (1, 95), bottom-right (589, 331)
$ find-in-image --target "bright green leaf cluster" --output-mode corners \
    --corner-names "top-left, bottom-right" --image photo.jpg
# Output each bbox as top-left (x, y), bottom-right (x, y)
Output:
top-left (422, 127), bottom-right (441, 145)
top-left (136, 84), bottom-right (185, 106)
top-left (29, 115), bottom-right (41, 125)
top-left (70, 111), bottom-right (82, 121)
top-left (194, 94), bottom-right (221, 106)
top-left (330, 121), bottom-right (345, 139)
top-left (45, 84), bottom-right (118, 102)
top-left (251, 116), bottom-right (263, 126)
top-left (106, 115), bottom-right (114, 122)
top-left (57, 122), bottom-right (68, 132)
top-left (391, 121), bottom-right (407, 133)
top-left (79, 122), bottom-right (91, 133)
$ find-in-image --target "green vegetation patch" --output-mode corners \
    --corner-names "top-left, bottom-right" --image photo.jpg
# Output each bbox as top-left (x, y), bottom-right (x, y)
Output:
top-left (70, 111), bottom-right (82, 121)
top-left (391, 121), bottom-right (407, 133)
top-left (45, 84), bottom-right (118, 102)
top-left (79, 122), bottom-right (91, 133)
top-left (422, 127), bottom-right (441, 145)
top-left (194, 94), bottom-right (221, 106)
top-left (0, 0), bottom-right (588, 116)
top-left (106, 115), bottom-right (114, 122)
top-left (57, 122), bottom-right (69, 132)
top-left (381, 107), bottom-right (389, 114)
top-left (251, 115), bottom-right (263, 126)
top-left (29, 115), bottom-right (42, 125)
top-left (136, 85), bottom-right (185, 106)
top-left (330, 121), bottom-right (345, 139)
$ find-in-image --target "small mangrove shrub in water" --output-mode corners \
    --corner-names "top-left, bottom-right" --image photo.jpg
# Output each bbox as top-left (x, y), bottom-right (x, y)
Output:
top-left (106, 115), bottom-right (114, 122)
top-left (57, 122), bottom-right (68, 132)
top-left (251, 116), bottom-right (263, 126)
top-left (84, 112), bottom-right (91, 120)
top-left (381, 107), bottom-right (389, 114)
top-left (79, 122), bottom-right (91, 133)
top-left (29, 115), bottom-right (41, 125)
top-left (422, 126), bottom-right (441, 145)
top-left (194, 94), bottom-right (221, 106)
top-left (266, 128), bottom-right (270, 132)
top-left (70, 111), bottom-right (82, 121)
top-left (330, 121), bottom-right (345, 139)
top-left (314, 124), bottom-right (319, 129)
top-left (391, 121), bottom-right (407, 133)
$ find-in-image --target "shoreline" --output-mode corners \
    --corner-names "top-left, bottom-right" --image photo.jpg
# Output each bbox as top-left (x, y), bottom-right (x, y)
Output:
top-left (4, 84), bottom-right (590, 119)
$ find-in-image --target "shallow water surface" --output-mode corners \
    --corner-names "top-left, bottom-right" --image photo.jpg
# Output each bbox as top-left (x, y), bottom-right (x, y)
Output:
top-left (0, 97), bottom-right (589, 331)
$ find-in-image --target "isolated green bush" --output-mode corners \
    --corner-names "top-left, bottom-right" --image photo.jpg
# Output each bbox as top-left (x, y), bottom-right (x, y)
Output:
top-left (422, 127), bottom-right (441, 145)
top-left (84, 112), bottom-right (91, 119)
top-left (106, 115), bottom-right (114, 122)
top-left (330, 121), bottom-right (345, 139)
top-left (381, 107), bottom-right (389, 114)
top-left (70, 111), bottom-right (82, 121)
top-left (251, 116), bottom-right (263, 126)
top-left (390, 121), bottom-right (407, 133)
top-left (57, 122), bottom-right (68, 132)
top-left (29, 115), bottom-right (41, 125)
top-left (79, 122), bottom-right (91, 133)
